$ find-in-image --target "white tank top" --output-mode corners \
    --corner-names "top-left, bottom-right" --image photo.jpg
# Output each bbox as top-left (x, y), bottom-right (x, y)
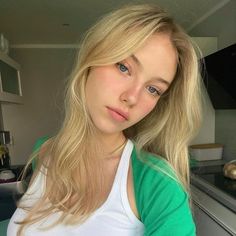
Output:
top-left (7, 140), bottom-right (144, 236)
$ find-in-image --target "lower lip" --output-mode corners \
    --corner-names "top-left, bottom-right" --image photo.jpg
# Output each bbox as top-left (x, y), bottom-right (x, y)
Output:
top-left (107, 108), bottom-right (127, 122)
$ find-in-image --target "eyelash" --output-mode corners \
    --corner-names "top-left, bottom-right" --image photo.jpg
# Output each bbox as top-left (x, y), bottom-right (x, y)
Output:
top-left (146, 86), bottom-right (162, 97)
top-left (116, 62), bottom-right (130, 75)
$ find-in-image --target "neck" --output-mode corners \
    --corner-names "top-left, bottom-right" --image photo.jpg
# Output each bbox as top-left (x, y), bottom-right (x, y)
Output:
top-left (96, 132), bottom-right (127, 157)
top-left (109, 138), bottom-right (127, 156)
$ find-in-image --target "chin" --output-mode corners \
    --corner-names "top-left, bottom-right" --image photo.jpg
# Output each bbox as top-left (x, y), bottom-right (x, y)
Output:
top-left (92, 119), bottom-right (123, 136)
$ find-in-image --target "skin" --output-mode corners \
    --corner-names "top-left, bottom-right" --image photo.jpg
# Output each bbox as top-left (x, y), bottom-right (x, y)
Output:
top-left (85, 33), bottom-right (177, 218)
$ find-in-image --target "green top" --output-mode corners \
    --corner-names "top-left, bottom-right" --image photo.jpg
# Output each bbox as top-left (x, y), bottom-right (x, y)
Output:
top-left (32, 137), bottom-right (196, 236)
top-left (132, 148), bottom-right (196, 236)
top-left (31, 135), bottom-right (50, 170)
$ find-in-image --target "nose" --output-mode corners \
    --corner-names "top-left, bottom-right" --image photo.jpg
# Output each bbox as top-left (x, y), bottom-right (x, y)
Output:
top-left (120, 85), bottom-right (142, 107)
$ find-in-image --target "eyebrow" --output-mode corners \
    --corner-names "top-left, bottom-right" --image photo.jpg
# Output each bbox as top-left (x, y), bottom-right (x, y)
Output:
top-left (130, 54), bottom-right (171, 87)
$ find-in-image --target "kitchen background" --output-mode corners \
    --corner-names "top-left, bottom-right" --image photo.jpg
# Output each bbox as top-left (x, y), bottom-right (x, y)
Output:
top-left (0, 0), bottom-right (235, 165)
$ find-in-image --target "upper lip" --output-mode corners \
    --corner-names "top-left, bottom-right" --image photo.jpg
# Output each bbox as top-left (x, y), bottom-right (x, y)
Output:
top-left (107, 107), bottom-right (129, 120)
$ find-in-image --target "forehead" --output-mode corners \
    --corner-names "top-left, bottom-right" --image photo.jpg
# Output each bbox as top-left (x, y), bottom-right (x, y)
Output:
top-left (134, 33), bottom-right (177, 58)
top-left (130, 33), bottom-right (177, 84)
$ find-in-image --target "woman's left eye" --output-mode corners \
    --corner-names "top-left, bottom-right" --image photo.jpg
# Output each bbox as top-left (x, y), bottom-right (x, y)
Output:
top-left (116, 63), bottom-right (129, 74)
top-left (147, 86), bottom-right (161, 96)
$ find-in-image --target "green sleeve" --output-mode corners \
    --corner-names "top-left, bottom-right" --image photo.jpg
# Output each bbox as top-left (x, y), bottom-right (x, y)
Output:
top-left (32, 136), bottom-right (50, 171)
top-left (132, 149), bottom-right (196, 236)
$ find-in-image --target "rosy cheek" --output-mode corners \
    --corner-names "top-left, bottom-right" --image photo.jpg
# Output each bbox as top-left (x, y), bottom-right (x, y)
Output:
top-left (140, 100), bottom-right (157, 117)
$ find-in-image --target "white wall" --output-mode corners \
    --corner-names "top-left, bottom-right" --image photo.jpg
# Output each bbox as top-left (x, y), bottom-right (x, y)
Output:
top-left (215, 110), bottom-right (236, 161)
top-left (190, 37), bottom-right (217, 145)
top-left (1, 48), bottom-right (75, 165)
top-left (191, 89), bottom-right (215, 145)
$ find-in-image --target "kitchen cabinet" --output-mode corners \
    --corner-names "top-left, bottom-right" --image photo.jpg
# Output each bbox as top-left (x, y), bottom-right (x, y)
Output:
top-left (193, 203), bottom-right (232, 236)
top-left (191, 185), bottom-right (236, 236)
top-left (0, 52), bottom-right (23, 104)
top-left (0, 165), bottom-right (31, 221)
top-left (0, 196), bottom-right (17, 221)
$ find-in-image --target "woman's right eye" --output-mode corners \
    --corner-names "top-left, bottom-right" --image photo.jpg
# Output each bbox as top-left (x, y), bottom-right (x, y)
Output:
top-left (116, 63), bottom-right (130, 74)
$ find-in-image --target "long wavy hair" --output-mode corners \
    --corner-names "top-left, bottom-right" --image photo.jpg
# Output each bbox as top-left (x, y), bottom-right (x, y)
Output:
top-left (17, 3), bottom-right (202, 235)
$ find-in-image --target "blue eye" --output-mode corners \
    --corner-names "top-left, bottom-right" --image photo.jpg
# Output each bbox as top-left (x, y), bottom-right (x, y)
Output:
top-left (147, 86), bottom-right (161, 96)
top-left (117, 63), bottom-right (129, 73)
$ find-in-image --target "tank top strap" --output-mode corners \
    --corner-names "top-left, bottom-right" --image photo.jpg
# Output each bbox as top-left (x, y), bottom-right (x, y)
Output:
top-left (99, 139), bottom-right (133, 209)
top-left (113, 139), bottom-right (134, 186)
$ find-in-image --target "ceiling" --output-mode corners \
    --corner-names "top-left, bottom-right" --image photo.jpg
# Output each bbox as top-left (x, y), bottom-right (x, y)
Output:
top-left (0, 0), bottom-right (232, 45)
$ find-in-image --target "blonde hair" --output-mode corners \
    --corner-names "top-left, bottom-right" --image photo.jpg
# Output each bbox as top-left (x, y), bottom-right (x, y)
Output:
top-left (17, 4), bottom-right (202, 234)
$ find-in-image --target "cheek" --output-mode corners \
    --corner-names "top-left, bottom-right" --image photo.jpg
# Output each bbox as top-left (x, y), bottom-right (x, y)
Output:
top-left (86, 72), bottom-right (109, 98)
top-left (139, 98), bottom-right (158, 118)
top-left (87, 67), bottom-right (120, 95)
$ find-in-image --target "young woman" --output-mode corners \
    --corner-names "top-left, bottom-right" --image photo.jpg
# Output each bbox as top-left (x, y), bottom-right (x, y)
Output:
top-left (8, 4), bottom-right (202, 236)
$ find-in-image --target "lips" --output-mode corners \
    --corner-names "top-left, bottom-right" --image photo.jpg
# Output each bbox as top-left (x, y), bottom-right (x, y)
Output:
top-left (107, 107), bottom-right (129, 120)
